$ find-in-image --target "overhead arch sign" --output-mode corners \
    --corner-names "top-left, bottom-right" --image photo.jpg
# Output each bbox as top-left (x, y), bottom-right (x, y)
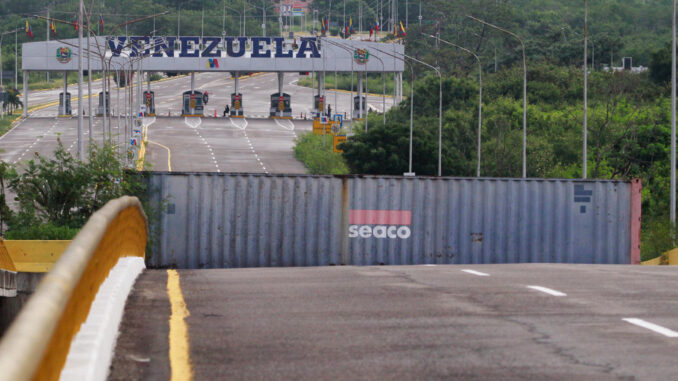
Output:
top-left (22, 36), bottom-right (405, 73)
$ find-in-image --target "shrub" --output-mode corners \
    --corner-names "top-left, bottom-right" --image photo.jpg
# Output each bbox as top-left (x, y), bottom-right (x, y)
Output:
top-left (293, 132), bottom-right (349, 175)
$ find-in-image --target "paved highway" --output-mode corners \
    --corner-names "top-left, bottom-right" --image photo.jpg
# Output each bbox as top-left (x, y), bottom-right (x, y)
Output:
top-left (5, 72), bottom-right (393, 173)
top-left (110, 264), bottom-right (678, 380)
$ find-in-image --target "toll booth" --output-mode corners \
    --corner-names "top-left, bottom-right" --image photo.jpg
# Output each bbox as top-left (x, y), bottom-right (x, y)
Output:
top-left (230, 92), bottom-right (243, 117)
top-left (313, 95), bottom-right (325, 118)
top-left (96, 91), bottom-right (110, 116)
top-left (143, 91), bottom-right (156, 116)
top-left (269, 93), bottom-right (292, 118)
top-left (58, 92), bottom-right (72, 116)
top-left (182, 90), bottom-right (204, 116)
top-left (353, 95), bottom-right (367, 119)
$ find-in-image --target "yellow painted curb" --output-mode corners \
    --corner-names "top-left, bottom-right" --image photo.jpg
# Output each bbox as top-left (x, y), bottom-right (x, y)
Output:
top-left (4, 240), bottom-right (71, 273)
top-left (641, 248), bottom-right (678, 265)
top-left (136, 123), bottom-right (149, 171)
top-left (0, 240), bottom-right (16, 272)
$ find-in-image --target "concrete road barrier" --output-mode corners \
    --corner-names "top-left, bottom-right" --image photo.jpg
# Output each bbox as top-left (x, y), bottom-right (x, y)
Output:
top-left (0, 196), bottom-right (147, 381)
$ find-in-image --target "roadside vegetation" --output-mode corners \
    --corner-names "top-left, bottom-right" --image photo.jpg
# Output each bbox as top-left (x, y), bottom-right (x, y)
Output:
top-left (294, 132), bottom-right (349, 175)
top-left (0, 141), bottom-right (152, 240)
top-left (296, 73), bottom-right (410, 97)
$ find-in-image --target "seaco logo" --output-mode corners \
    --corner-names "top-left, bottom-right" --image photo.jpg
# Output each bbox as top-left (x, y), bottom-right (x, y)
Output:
top-left (348, 209), bottom-right (412, 239)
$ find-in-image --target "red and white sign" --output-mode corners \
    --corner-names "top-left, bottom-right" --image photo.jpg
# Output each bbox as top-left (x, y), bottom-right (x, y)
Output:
top-left (348, 210), bottom-right (412, 239)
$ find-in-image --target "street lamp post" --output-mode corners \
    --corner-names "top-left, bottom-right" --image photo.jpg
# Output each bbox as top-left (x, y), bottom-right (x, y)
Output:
top-left (583, 0), bottom-right (588, 179)
top-left (361, 44), bottom-right (415, 174)
top-left (323, 38), bottom-right (387, 126)
top-left (467, 15), bottom-right (528, 178)
top-left (423, 34), bottom-right (483, 177)
top-left (672, 0), bottom-right (676, 225)
top-left (403, 54), bottom-right (442, 176)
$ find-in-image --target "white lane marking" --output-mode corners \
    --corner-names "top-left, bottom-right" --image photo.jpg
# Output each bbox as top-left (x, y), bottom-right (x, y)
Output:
top-left (274, 118), bottom-right (295, 131)
top-left (229, 118), bottom-right (248, 130)
top-left (143, 116), bottom-right (157, 128)
top-left (527, 285), bottom-right (567, 297)
top-left (623, 318), bottom-right (678, 338)
top-left (184, 117), bottom-right (202, 129)
top-left (12, 119), bottom-right (60, 164)
top-left (461, 269), bottom-right (490, 277)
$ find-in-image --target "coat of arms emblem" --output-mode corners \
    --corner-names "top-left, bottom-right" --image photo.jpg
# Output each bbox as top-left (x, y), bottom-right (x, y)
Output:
top-left (354, 48), bottom-right (369, 64)
top-left (56, 47), bottom-right (72, 63)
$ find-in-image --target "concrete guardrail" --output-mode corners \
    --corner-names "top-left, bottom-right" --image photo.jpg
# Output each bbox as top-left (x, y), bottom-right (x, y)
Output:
top-left (0, 196), bottom-right (147, 381)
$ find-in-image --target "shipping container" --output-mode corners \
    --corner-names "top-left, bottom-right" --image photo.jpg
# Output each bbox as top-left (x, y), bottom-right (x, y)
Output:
top-left (146, 173), bottom-right (641, 268)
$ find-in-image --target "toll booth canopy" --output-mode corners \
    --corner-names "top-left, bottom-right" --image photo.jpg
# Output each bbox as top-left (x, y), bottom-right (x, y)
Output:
top-left (270, 93), bottom-right (291, 117)
top-left (183, 90), bottom-right (204, 116)
top-left (143, 91), bottom-right (156, 116)
top-left (231, 92), bottom-right (243, 117)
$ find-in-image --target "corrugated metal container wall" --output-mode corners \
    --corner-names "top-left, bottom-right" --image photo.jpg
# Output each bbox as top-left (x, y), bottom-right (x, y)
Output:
top-left (147, 173), bottom-right (344, 268)
top-left (146, 173), bottom-right (639, 268)
top-left (347, 177), bottom-right (633, 265)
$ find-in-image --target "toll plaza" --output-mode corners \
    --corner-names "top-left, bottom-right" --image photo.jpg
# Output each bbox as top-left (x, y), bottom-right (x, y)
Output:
top-left (21, 36), bottom-right (404, 119)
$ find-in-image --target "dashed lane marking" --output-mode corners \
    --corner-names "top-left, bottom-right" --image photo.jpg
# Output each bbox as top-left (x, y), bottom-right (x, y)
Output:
top-left (229, 118), bottom-right (248, 130)
top-left (12, 119), bottom-right (60, 164)
top-left (527, 285), bottom-right (567, 297)
top-left (184, 117), bottom-right (202, 129)
top-left (461, 269), bottom-right (490, 277)
top-left (623, 318), bottom-right (678, 338)
top-left (274, 118), bottom-right (295, 131)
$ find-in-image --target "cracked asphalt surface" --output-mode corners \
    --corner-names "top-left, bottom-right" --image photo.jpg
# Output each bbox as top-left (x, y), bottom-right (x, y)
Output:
top-left (109, 264), bottom-right (678, 380)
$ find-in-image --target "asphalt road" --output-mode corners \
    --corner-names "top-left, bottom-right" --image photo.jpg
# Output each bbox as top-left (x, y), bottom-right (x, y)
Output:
top-left (3, 71), bottom-right (390, 173)
top-left (26, 71), bottom-right (394, 119)
top-left (110, 264), bottom-right (678, 380)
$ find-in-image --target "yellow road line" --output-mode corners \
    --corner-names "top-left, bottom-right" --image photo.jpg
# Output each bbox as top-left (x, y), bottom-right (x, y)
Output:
top-left (148, 140), bottom-right (172, 172)
top-left (136, 123), bottom-right (148, 171)
top-left (167, 269), bottom-right (193, 381)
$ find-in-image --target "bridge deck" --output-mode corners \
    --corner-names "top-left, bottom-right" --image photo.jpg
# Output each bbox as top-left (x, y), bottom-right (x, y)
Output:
top-left (110, 265), bottom-right (678, 380)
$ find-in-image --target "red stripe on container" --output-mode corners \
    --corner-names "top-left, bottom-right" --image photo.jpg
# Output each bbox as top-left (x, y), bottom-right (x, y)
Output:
top-left (349, 210), bottom-right (411, 225)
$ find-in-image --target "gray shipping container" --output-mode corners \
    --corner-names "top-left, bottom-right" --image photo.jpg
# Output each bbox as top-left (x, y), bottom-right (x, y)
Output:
top-left (146, 173), bottom-right (641, 268)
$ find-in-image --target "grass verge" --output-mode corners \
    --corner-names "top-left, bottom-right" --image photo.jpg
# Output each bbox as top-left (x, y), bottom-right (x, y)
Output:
top-left (294, 132), bottom-right (349, 175)
top-left (297, 73), bottom-right (408, 96)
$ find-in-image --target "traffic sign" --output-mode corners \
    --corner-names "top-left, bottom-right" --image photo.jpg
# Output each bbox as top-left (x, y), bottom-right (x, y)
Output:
top-left (333, 135), bottom-right (347, 153)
